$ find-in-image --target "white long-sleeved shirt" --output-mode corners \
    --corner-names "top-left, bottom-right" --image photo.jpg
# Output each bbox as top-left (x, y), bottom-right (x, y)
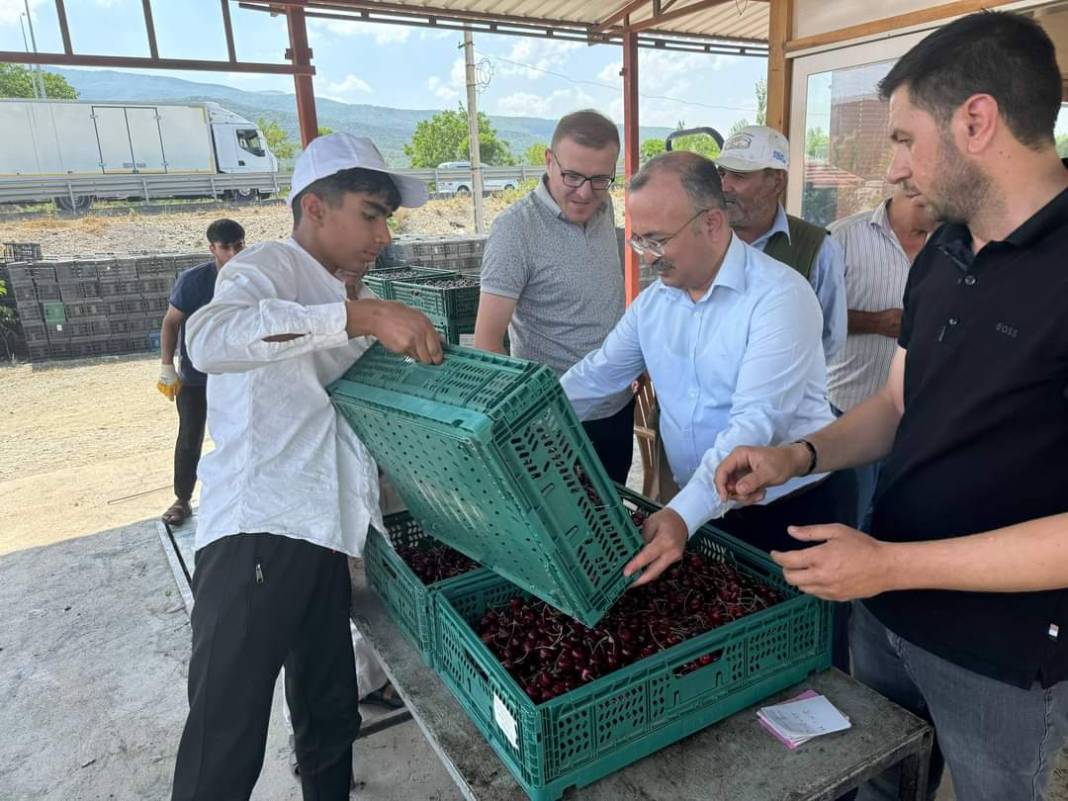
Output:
top-left (185, 238), bottom-right (382, 556)
top-left (561, 233), bottom-right (834, 535)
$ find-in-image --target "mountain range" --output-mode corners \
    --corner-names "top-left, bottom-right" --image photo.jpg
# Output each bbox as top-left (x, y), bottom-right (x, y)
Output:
top-left (53, 68), bottom-right (674, 167)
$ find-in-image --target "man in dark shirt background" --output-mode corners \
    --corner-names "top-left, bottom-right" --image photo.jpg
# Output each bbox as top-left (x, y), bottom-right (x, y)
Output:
top-left (157, 218), bottom-right (245, 525)
top-left (713, 12), bottom-right (1068, 801)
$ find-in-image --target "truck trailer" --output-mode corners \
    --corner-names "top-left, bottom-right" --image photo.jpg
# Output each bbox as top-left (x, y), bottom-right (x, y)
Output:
top-left (0, 99), bottom-right (280, 211)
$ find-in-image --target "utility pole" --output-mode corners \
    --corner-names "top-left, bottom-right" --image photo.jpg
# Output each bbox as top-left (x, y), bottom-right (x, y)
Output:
top-left (463, 27), bottom-right (485, 234)
top-left (22, 0), bottom-right (47, 99)
top-left (18, 15), bottom-right (40, 99)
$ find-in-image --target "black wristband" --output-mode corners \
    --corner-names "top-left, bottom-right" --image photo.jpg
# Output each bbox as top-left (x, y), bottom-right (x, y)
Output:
top-left (792, 439), bottom-right (818, 476)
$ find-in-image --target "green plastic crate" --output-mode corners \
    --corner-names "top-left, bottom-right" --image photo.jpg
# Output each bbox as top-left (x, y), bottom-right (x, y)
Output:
top-left (430, 313), bottom-right (475, 345)
top-left (391, 273), bottom-right (480, 321)
top-left (432, 489), bottom-right (833, 801)
top-left (329, 344), bottom-right (643, 627)
top-left (364, 511), bottom-right (488, 667)
top-left (363, 266), bottom-right (457, 300)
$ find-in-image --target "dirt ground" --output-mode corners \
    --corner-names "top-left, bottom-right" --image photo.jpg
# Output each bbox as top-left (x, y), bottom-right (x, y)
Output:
top-left (0, 353), bottom-right (193, 555)
top-left (0, 189), bottom-right (626, 258)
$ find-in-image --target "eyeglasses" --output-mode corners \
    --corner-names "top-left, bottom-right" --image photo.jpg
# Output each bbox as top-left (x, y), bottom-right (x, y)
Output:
top-left (628, 209), bottom-right (710, 259)
top-left (551, 153), bottom-right (615, 191)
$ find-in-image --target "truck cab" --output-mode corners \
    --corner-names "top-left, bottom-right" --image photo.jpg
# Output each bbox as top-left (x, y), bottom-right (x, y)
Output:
top-left (205, 103), bottom-right (278, 174)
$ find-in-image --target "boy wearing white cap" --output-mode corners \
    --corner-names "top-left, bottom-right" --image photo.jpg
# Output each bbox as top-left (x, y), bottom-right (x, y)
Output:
top-left (716, 125), bottom-right (847, 362)
top-left (171, 134), bottom-right (441, 801)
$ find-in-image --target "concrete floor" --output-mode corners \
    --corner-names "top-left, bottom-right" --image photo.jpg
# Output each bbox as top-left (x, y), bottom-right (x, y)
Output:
top-left (0, 519), bottom-right (462, 801)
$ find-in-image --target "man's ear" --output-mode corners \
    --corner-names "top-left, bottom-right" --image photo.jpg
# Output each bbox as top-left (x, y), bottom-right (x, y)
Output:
top-left (957, 93), bottom-right (998, 155)
top-left (300, 192), bottom-right (327, 225)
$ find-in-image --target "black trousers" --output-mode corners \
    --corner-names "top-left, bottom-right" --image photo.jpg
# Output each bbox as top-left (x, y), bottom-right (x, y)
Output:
top-left (174, 384), bottom-right (208, 503)
top-left (582, 395), bottom-right (636, 485)
top-left (172, 534), bottom-right (359, 801)
top-left (715, 469), bottom-right (859, 674)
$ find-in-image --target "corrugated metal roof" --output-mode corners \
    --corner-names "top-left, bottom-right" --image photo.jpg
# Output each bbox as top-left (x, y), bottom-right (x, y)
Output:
top-left (283, 1), bottom-right (769, 46)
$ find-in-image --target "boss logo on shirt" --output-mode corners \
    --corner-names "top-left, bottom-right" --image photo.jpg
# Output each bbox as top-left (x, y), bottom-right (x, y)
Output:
top-left (994, 322), bottom-right (1019, 339)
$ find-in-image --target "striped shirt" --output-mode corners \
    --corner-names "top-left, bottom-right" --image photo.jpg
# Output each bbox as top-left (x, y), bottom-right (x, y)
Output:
top-left (826, 200), bottom-right (910, 411)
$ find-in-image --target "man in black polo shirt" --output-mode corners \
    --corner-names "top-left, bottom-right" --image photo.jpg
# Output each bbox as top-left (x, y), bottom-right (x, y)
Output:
top-left (713, 12), bottom-right (1068, 801)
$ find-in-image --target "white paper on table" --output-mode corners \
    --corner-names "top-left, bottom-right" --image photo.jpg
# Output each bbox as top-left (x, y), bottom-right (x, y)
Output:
top-left (757, 693), bottom-right (852, 742)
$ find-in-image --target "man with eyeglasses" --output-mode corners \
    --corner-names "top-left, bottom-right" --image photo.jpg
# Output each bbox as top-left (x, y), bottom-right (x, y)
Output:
top-left (560, 151), bottom-right (856, 670)
top-left (475, 109), bottom-right (634, 483)
top-left (716, 125), bottom-right (847, 364)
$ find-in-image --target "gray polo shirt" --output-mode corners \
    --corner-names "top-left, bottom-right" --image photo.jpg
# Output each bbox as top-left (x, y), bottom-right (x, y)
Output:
top-left (480, 179), bottom-right (629, 419)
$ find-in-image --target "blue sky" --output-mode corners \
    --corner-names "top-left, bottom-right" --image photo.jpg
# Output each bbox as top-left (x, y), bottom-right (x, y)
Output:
top-left (1, 0), bottom-right (768, 133)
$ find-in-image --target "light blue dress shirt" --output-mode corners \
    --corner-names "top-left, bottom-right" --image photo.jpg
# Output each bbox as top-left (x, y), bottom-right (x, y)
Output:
top-left (561, 233), bottom-right (835, 535)
top-left (752, 205), bottom-right (847, 361)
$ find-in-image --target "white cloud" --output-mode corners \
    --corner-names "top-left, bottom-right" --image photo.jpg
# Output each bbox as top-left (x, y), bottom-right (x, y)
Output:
top-left (318, 73), bottom-right (373, 102)
top-left (494, 88), bottom-right (602, 120)
top-left (491, 39), bottom-right (581, 80)
top-left (419, 29), bottom-right (455, 41)
top-left (309, 18), bottom-right (410, 45)
top-left (0, 0), bottom-right (45, 27)
top-left (598, 61), bottom-right (623, 84)
top-left (427, 75), bottom-right (459, 103)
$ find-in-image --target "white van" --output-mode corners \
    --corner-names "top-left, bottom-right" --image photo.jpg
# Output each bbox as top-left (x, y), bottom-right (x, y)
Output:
top-left (435, 161), bottom-right (517, 196)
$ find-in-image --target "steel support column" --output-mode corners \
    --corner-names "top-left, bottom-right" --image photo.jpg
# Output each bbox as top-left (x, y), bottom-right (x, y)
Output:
top-left (286, 6), bottom-right (319, 147)
top-left (621, 27), bottom-right (641, 304)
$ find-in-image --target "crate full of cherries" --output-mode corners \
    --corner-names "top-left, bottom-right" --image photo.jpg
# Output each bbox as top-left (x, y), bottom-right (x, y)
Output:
top-left (428, 486), bottom-right (832, 801)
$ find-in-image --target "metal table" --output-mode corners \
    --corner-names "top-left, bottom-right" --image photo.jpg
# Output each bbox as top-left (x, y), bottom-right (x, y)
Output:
top-left (350, 562), bottom-right (933, 801)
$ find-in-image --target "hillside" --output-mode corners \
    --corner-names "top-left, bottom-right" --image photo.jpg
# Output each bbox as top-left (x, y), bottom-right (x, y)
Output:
top-left (54, 68), bottom-right (673, 167)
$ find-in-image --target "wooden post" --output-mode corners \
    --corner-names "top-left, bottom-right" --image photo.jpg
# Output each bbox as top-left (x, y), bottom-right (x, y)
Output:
top-left (766, 0), bottom-right (793, 138)
top-left (286, 6), bottom-right (319, 147)
top-left (622, 27), bottom-right (640, 305)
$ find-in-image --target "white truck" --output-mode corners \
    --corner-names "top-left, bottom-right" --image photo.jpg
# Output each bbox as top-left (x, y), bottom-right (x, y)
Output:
top-left (0, 99), bottom-right (279, 211)
top-left (435, 161), bottom-right (518, 196)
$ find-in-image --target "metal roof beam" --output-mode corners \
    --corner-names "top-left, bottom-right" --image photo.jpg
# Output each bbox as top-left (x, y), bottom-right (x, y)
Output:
top-left (592, 0), bottom-right (650, 34)
top-left (606, 0), bottom-right (768, 36)
top-left (0, 51), bottom-right (313, 74)
top-left (237, 0), bottom-right (766, 52)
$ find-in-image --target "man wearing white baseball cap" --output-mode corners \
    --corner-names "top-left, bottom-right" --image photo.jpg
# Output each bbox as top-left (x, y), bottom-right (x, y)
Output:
top-left (716, 125), bottom-right (847, 363)
top-left (171, 133), bottom-right (441, 801)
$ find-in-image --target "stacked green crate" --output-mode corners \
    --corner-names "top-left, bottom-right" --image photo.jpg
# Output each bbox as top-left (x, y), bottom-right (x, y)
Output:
top-left (390, 273), bottom-right (480, 344)
top-left (363, 266), bottom-right (457, 300)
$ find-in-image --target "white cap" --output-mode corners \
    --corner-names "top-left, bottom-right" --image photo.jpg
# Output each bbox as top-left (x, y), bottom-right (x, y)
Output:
top-left (715, 125), bottom-right (790, 173)
top-left (287, 133), bottom-right (428, 208)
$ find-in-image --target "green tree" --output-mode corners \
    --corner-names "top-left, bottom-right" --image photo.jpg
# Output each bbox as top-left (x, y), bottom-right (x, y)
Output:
top-left (728, 118), bottom-right (750, 137)
top-left (755, 78), bottom-right (767, 126)
top-left (0, 64), bottom-right (78, 99)
top-left (404, 106), bottom-right (514, 167)
top-left (805, 126), bottom-right (830, 159)
top-left (524, 142), bottom-right (548, 166)
top-left (257, 117), bottom-right (295, 160)
top-left (317, 125), bottom-right (335, 137)
top-left (670, 133), bottom-right (720, 159)
top-left (640, 138), bottom-right (665, 162)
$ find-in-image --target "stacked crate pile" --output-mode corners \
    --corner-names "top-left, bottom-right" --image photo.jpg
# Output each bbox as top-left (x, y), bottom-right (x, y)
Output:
top-left (7, 252), bottom-right (207, 361)
top-left (388, 234), bottom-right (487, 274)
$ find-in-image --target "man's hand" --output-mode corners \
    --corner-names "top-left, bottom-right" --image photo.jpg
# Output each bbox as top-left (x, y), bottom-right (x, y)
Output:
top-left (157, 363), bottom-right (181, 401)
top-left (348, 299), bottom-right (443, 365)
top-left (771, 524), bottom-right (894, 601)
top-left (714, 443), bottom-right (810, 506)
top-left (876, 308), bottom-right (903, 339)
top-left (623, 508), bottom-right (688, 587)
